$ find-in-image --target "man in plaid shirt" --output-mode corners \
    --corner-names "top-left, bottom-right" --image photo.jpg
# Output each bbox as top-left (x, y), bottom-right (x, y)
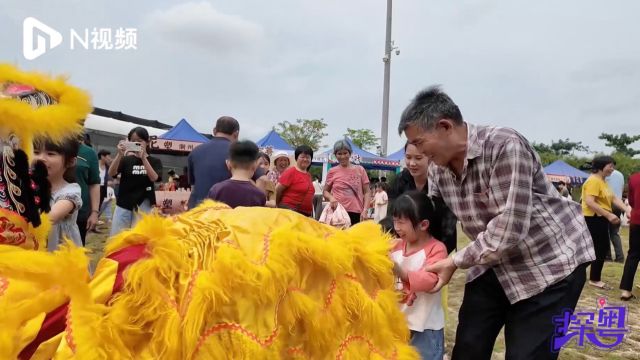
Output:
top-left (398, 86), bottom-right (595, 360)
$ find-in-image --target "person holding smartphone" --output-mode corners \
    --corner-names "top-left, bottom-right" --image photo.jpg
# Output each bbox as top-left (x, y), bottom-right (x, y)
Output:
top-left (108, 127), bottom-right (163, 236)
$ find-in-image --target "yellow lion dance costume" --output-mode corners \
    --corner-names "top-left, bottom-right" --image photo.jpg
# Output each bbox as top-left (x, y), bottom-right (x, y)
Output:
top-left (0, 64), bottom-right (419, 359)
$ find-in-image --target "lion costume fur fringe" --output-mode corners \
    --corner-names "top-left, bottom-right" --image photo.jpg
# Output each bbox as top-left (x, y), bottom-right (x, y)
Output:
top-left (0, 201), bottom-right (419, 359)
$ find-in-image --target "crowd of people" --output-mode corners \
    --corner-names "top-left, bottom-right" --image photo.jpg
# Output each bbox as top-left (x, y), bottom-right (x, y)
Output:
top-left (27, 83), bottom-right (640, 360)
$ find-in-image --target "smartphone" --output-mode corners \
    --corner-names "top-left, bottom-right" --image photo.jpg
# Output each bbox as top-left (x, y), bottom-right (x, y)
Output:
top-left (124, 141), bottom-right (142, 153)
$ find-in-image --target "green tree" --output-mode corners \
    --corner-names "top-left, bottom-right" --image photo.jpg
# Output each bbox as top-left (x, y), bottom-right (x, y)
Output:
top-left (274, 118), bottom-right (328, 151)
top-left (611, 152), bottom-right (640, 180)
top-left (599, 133), bottom-right (640, 157)
top-left (344, 128), bottom-right (379, 151)
top-left (549, 138), bottom-right (590, 156)
top-left (532, 139), bottom-right (591, 166)
top-left (533, 139), bottom-right (589, 156)
top-left (532, 142), bottom-right (553, 154)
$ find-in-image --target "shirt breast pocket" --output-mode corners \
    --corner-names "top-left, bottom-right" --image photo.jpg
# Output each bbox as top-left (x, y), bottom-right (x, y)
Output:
top-left (472, 189), bottom-right (500, 220)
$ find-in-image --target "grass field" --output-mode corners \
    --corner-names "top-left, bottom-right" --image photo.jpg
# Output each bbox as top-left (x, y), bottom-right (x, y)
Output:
top-left (85, 222), bottom-right (639, 359)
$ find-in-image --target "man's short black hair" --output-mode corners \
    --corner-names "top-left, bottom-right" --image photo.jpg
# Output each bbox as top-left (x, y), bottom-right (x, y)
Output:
top-left (97, 149), bottom-right (111, 158)
top-left (229, 140), bottom-right (259, 167)
top-left (214, 116), bottom-right (240, 135)
top-left (398, 85), bottom-right (463, 135)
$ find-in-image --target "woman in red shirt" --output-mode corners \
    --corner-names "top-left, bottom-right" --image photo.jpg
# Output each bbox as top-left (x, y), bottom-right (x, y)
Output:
top-left (276, 145), bottom-right (314, 216)
top-left (620, 171), bottom-right (640, 301)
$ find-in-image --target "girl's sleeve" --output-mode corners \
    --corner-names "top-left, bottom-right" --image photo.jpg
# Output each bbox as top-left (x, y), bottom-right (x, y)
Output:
top-left (56, 184), bottom-right (83, 211)
top-left (407, 241), bottom-right (447, 292)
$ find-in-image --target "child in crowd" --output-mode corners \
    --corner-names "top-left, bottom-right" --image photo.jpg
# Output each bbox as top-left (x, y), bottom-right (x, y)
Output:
top-left (390, 191), bottom-right (447, 360)
top-left (208, 140), bottom-right (266, 208)
top-left (372, 183), bottom-right (389, 222)
top-left (99, 183), bottom-right (115, 225)
top-left (33, 137), bottom-right (83, 250)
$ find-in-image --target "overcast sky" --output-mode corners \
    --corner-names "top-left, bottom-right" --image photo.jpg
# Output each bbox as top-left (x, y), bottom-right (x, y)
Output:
top-left (2, 0), bottom-right (639, 154)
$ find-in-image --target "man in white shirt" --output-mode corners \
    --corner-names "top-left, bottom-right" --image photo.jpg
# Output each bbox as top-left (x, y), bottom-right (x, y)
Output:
top-left (606, 169), bottom-right (625, 262)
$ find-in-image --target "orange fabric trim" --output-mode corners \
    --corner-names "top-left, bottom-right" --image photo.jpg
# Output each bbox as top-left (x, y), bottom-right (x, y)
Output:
top-left (192, 323), bottom-right (279, 359)
top-left (335, 335), bottom-right (397, 360)
top-left (180, 270), bottom-right (200, 318)
top-left (0, 276), bottom-right (7, 297)
top-left (64, 304), bottom-right (77, 353)
top-left (258, 229), bottom-right (272, 265)
top-left (191, 293), bottom-right (285, 359)
top-left (286, 346), bottom-right (308, 358)
top-left (323, 279), bottom-right (337, 310)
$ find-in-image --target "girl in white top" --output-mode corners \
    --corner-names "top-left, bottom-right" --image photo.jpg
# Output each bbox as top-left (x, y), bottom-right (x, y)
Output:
top-left (372, 183), bottom-right (388, 222)
top-left (390, 191), bottom-right (447, 360)
top-left (33, 137), bottom-right (83, 251)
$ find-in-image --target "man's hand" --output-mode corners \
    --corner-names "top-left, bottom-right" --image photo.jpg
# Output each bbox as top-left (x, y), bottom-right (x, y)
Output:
top-left (423, 257), bottom-right (457, 293)
top-left (87, 211), bottom-right (99, 230)
top-left (393, 261), bottom-right (407, 282)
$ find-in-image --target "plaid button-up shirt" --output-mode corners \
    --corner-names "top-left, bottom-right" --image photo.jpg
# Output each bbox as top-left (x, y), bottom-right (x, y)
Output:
top-left (429, 123), bottom-right (595, 304)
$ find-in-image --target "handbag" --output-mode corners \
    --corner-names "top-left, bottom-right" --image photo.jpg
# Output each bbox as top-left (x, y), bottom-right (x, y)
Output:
top-left (319, 203), bottom-right (351, 229)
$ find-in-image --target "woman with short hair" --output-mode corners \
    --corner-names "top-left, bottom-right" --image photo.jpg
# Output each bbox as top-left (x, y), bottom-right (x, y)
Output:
top-left (582, 156), bottom-right (631, 290)
top-left (276, 145), bottom-right (315, 216)
top-left (323, 140), bottom-right (371, 225)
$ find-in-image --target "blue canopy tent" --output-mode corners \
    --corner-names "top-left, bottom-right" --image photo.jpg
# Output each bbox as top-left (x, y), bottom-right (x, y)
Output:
top-left (313, 138), bottom-right (400, 171)
top-left (386, 147), bottom-right (405, 162)
top-left (159, 118), bottom-right (209, 143)
top-left (150, 118), bottom-right (209, 153)
top-left (256, 130), bottom-right (294, 153)
top-left (544, 160), bottom-right (590, 185)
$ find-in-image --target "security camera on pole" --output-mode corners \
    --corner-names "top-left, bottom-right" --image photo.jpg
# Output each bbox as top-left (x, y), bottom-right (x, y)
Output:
top-left (380, 0), bottom-right (398, 157)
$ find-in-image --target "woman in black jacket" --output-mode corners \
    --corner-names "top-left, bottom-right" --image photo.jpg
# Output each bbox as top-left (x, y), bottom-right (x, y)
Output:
top-left (388, 142), bottom-right (457, 253)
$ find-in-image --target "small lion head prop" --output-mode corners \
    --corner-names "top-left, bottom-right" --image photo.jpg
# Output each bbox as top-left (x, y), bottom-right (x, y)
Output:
top-left (0, 64), bottom-right (91, 250)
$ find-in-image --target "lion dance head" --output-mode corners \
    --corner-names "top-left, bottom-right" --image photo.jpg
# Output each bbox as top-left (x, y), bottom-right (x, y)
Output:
top-left (0, 64), bottom-right (91, 250)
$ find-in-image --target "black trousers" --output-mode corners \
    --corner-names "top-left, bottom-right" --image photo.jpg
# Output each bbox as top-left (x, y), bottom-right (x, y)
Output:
top-left (620, 224), bottom-right (640, 291)
top-left (76, 216), bottom-right (87, 246)
top-left (452, 265), bottom-right (586, 360)
top-left (347, 211), bottom-right (360, 226)
top-left (99, 185), bottom-right (107, 209)
top-left (585, 216), bottom-right (610, 281)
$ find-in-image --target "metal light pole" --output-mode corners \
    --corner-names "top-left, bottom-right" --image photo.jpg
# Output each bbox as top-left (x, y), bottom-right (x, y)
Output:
top-left (380, 0), bottom-right (397, 157)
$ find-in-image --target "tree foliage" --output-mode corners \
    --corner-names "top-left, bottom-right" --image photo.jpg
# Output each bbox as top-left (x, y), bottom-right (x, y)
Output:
top-left (599, 133), bottom-right (640, 157)
top-left (532, 138), bottom-right (590, 156)
top-left (344, 128), bottom-right (379, 151)
top-left (274, 118), bottom-right (328, 151)
top-left (533, 137), bottom-right (640, 181)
